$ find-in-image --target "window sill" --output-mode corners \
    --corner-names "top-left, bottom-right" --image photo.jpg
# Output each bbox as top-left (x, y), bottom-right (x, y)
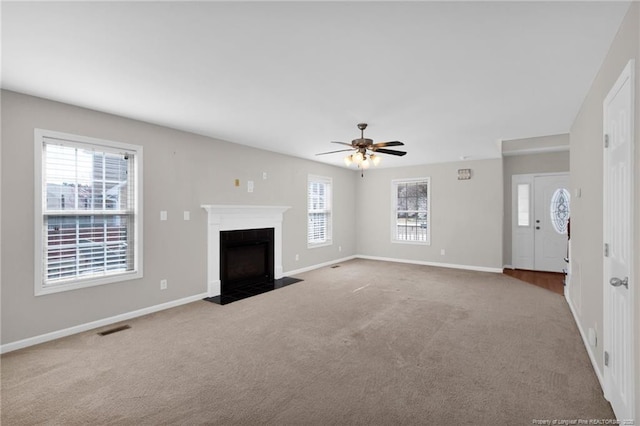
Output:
top-left (391, 239), bottom-right (431, 246)
top-left (308, 241), bottom-right (333, 249)
top-left (35, 270), bottom-right (143, 296)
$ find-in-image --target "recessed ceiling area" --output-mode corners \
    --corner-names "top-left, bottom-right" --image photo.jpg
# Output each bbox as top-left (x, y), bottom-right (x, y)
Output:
top-left (1, 1), bottom-right (630, 168)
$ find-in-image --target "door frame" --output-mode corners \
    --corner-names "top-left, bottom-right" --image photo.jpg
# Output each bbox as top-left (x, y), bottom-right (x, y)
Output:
top-left (602, 59), bottom-right (635, 420)
top-left (511, 172), bottom-right (570, 271)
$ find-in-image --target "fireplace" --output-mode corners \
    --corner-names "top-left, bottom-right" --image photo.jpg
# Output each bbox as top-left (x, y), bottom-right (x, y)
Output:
top-left (201, 205), bottom-right (290, 297)
top-left (220, 228), bottom-right (274, 292)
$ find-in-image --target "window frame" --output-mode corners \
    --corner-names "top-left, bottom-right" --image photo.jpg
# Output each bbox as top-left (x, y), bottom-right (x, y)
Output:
top-left (391, 177), bottom-right (431, 245)
top-left (34, 129), bottom-right (144, 296)
top-left (307, 174), bottom-right (333, 248)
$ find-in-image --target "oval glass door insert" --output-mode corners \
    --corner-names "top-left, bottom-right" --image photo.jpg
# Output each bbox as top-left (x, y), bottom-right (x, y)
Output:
top-left (550, 188), bottom-right (570, 234)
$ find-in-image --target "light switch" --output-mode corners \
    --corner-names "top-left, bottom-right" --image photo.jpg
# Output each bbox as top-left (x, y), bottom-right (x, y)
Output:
top-left (160, 211), bottom-right (167, 221)
top-left (183, 211), bottom-right (190, 221)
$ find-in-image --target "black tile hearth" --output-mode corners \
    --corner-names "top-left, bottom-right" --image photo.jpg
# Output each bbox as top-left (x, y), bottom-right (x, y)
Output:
top-left (203, 277), bottom-right (303, 305)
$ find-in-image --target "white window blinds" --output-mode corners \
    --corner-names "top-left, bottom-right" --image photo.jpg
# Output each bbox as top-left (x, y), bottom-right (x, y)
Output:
top-left (307, 175), bottom-right (332, 246)
top-left (36, 130), bottom-right (142, 294)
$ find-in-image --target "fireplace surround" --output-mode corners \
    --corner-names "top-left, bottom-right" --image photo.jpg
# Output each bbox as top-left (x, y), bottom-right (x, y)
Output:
top-left (201, 205), bottom-right (290, 297)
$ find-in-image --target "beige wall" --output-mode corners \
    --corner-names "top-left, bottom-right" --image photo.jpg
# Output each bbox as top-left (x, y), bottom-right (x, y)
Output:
top-left (0, 90), bottom-right (358, 344)
top-left (355, 159), bottom-right (503, 270)
top-left (502, 148), bottom-right (570, 266)
top-left (568, 2), bottom-right (639, 417)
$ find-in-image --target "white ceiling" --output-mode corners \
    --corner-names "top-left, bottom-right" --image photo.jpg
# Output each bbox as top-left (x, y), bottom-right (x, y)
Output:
top-left (1, 1), bottom-right (630, 168)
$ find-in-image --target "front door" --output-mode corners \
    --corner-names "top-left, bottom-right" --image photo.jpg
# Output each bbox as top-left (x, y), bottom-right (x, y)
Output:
top-left (511, 173), bottom-right (570, 273)
top-left (603, 60), bottom-right (635, 421)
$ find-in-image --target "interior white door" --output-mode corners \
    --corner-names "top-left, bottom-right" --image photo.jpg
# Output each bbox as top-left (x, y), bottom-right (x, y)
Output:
top-left (603, 60), bottom-right (635, 421)
top-left (533, 174), bottom-right (570, 273)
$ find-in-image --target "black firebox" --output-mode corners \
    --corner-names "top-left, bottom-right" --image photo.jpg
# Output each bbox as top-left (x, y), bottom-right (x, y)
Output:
top-left (220, 228), bottom-right (274, 293)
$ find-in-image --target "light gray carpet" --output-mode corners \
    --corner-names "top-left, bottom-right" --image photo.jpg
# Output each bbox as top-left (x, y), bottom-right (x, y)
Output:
top-left (1, 259), bottom-right (614, 425)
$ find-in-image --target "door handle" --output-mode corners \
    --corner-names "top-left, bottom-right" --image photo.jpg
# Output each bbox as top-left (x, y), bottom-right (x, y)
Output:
top-left (536, 226), bottom-right (540, 230)
top-left (609, 276), bottom-right (629, 289)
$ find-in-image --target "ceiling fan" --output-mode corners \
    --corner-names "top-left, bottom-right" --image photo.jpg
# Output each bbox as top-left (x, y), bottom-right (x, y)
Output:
top-left (316, 123), bottom-right (406, 173)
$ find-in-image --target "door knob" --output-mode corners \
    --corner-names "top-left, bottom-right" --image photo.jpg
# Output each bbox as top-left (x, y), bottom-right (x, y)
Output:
top-left (536, 226), bottom-right (540, 230)
top-left (609, 276), bottom-right (629, 289)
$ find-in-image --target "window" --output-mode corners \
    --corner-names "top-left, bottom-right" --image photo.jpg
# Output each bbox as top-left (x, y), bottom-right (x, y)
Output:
top-left (392, 178), bottom-right (430, 244)
top-left (517, 183), bottom-right (530, 227)
top-left (307, 175), bottom-right (332, 247)
top-left (35, 129), bottom-right (143, 295)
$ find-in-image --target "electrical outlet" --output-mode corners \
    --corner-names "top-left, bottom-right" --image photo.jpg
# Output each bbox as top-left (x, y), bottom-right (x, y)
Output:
top-left (160, 279), bottom-right (167, 290)
top-left (440, 249), bottom-right (445, 256)
top-left (295, 254), bottom-right (299, 261)
top-left (247, 180), bottom-right (254, 193)
top-left (160, 211), bottom-right (167, 221)
top-left (183, 211), bottom-right (190, 221)
top-left (262, 172), bottom-right (268, 180)
top-left (339, 246), bottom-right (342, 252)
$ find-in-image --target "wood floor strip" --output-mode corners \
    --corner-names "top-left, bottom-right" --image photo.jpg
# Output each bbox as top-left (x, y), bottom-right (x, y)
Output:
top-left (503, 268), bottom-right (565, 295)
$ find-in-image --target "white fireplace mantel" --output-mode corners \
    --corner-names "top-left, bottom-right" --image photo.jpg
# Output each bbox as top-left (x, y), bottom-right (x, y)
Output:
top-left (201, 205), bottom-right (290, 297)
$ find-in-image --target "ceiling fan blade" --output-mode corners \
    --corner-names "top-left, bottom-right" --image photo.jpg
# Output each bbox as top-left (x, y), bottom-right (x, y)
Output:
top-left (374, 148), bottom-right (407, 156)
top-left (371, 141), bottom-right (404, 148)
top-left (331, 141), bottom-right (354, 147)
top-left (316, 148), bottom-right (355, 156)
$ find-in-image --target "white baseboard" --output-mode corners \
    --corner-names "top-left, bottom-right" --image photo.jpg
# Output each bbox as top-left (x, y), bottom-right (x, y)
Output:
top-left (565, 291), bottom-right (605, 392)
top-left (356, 255), bottom-right (503, 274)
top-left (284, 255), bottom-right (357, 277)
top-left (0, 293), bottom-right (208, 354)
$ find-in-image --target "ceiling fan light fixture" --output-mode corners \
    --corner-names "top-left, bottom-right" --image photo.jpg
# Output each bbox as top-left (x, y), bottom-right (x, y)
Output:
top-left (316, 123), bottom-right (406, 174)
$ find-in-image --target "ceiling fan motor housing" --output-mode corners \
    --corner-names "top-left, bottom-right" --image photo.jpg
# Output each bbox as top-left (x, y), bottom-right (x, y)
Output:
top-left (352, 138), bottom-right (374, 148)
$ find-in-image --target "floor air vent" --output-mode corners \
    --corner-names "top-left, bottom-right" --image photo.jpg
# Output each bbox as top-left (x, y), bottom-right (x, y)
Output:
top-left (330, 265), bottom-right (340, 269)
top-left (98, 325), bottom-right (131, 336)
